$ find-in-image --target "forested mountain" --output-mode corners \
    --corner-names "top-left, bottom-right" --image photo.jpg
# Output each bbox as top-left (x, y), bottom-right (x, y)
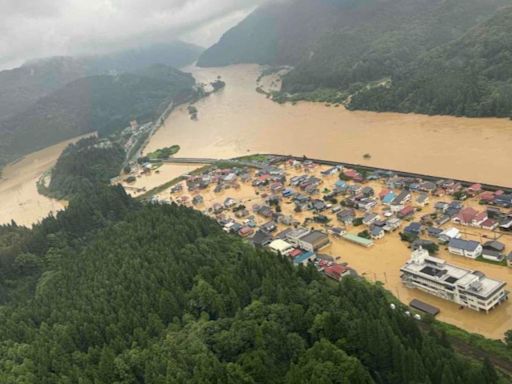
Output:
top-left (0, 65), bottom-right (195, 170)
top-left (198, 0), bottom-right (512, 117)
top-left (0, 190), bottom-right (503, 382)
top-left (45, 137), bottom-right (126, 199)
top-left (350, 6), bottom-right (512, 117)
top-left (0, 41), bottom-right (202, 121)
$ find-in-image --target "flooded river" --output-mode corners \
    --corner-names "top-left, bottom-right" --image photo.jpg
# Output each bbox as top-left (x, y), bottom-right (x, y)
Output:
top-left (0, 136), bottom-right (87, 226)
top-left (146, 64), bottom-right (512, 187)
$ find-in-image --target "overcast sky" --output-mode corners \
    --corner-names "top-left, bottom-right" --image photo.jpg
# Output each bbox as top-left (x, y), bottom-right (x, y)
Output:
top-left (0, 0), bottom-right (269, 69)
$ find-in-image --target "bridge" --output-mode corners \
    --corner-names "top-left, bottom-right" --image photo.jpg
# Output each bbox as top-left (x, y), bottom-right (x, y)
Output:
top-left (158, 157), bottom-right (219, 164)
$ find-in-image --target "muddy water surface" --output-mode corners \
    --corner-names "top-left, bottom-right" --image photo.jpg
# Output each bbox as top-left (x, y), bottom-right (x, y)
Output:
top-left (147, 64), bottom-right (512, 187)
top-left (0, 136), bottom-right (88, 226)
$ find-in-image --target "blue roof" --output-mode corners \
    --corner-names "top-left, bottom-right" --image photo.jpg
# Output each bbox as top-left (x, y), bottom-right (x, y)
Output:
top-left (335, 180), bottom-right (346, 188)
top-left (382, 192), bottom-right (396, 204)
top-left (293, 251), bottom-right (315, 265)
top-left (449, 238), bottom-right (480, 252)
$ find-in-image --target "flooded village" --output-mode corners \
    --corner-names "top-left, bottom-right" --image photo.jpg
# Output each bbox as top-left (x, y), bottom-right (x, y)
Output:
top-left (2, 63), bottom-right (512, 340)
top-left (135, 155), bottom-right (512, 339)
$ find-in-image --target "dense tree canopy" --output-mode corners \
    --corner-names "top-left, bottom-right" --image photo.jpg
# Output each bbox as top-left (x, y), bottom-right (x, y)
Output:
top-left (45, 136), bottom-right (126, 199)
top-left (199, 0), bottom-right (512, 118)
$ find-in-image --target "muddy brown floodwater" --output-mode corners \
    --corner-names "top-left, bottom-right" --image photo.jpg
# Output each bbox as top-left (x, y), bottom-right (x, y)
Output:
top-left (152, 164), bottom-right (512, 339)
top-left (146, 64), bottom-right (512, 187)
top-left (0, 135), bottom-right (90, 226)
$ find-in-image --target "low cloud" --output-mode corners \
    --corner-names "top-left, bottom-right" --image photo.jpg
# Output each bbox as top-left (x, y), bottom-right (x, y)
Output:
top-left (0, 0), bottom-right (271, 69)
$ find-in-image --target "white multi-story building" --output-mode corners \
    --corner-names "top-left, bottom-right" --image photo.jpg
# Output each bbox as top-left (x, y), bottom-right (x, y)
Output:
top-left (400, 248), bottom-right (507, 313)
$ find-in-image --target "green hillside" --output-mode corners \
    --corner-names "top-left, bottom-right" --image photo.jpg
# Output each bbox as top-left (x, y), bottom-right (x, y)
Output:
top-left (0, 189), bottom-right (503, 382)
top-left (198, 0), bottom-right (512, 117)
top-left (0, 41), bottom-right (202, 122)
top-left (349, 6), bottom-right (512, 117)
top-left (0, 65), bottom-right (195, 170)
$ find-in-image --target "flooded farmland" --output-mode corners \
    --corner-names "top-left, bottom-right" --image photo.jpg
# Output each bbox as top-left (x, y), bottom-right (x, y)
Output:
top-left (146, 64), bottom-right (512, 187)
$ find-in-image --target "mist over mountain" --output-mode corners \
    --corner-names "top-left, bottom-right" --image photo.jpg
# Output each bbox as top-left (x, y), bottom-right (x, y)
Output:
top-left (198, 0), bottom-right (512, 117)
top-left (0, 41), bottom-right (202, 122)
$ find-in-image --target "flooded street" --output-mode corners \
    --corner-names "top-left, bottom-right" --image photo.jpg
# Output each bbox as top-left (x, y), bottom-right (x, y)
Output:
top-left (0, 136), bottom-right (87, 226)
top-left (146, 64), bottom-right (512, 187)
top-left (151, 163), bottom-right (512, 339)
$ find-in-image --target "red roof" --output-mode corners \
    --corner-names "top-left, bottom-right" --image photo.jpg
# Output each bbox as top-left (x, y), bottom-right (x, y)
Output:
top-left (456, 207), bottom-right (478, 224)
top-left (289, 249), bottom-right (302, 258)
top-left (468, 183), bottom-right (482, 192)
top-left (480, 191), bottom-right (495, 201)
top-left (379, 188), bottom-right (390, 198)
top-left (481, 219), bottom-right (497, 229)
top-left (398, 206), bottom-right (414, 217)
top-left (324, 264), bottom-right (349, 280)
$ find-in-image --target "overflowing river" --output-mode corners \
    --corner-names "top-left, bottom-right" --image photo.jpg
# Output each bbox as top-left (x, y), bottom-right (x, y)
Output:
top-left (0, 136), bottom-right (88, 226)
top-left (146, 64), bottom-right (512, 187)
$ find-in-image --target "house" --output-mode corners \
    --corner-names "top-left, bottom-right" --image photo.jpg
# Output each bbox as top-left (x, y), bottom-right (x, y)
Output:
top-left (295, 230), bottom-right (331, 252)
top-left (412, 239), bottom-right (436, 251)
top-left (337, 209), bottom-right (356, 225)
top-left (481, 219), bottom-right (499, 230)
top-left (482, 249), bottom-right (504, 262)
top-left (324, 264), bottom-right (351, 281)
top-left (328, 227), bottom-right (346, 237)
top-left (500, 216), bottom-right (512, 231)
top-left (239, 226), bottom-right (254, 238)
top-left (382, 191), bottom-right (396, 205)
top-left (452, 207), bottom-right (487, 227)
top-left (391, 190), bottom-right (411, 206)
top-left (224, 197), bottom-right (237, 208)
top-left (383, 218), bottom-right (401, 232)
top-left (403, 222), bottom-right (422, 237)
top-left (261, 221), bottom-right (277, 233)
top-left (416, 193), bottom-right (429, 207)
top-left (495, 194), bottom-right (512, 208)
top-left (192, 195), bottom-right (204, 205)
top-left (293, 251), bottom-right (316, 266)
top-left (467, 183), bottom-right (482, 196)
top-left (357, 198), bottom-right (377, 211)
top-left (434, 201), bottom-right (449, 213)
top-left (483, 241), bottom-right (505, 253)
top-left (507, 252), bottom-right (512, 267)
top-left (427, 227), bottom-right (443, 238)
top-left (310, 199), bottom-right (327, 212)
top-left (397, 206), bottom-right (415, 219)
top-left (282, 188), bottom-right (295, 198)
top-left (370, 226), bottom-right (385, 239)
top-left (363, 213), bottom-right (379, 226)
top-left (439, 227), bottom-right (460, 243)
top-left (269, 239), bottom-right (294, 255)
top-left (362, 186), bottom-right (374, 197)
top-left (321, 166), bottom-right (341, 176)
top-left (448, 239), bottom-right (483, 259)
top-left (250, 230), bottom-right (273, 247)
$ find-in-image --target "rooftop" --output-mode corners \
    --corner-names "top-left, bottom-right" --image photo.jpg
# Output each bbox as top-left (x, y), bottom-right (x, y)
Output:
top-left (402, 249), bottom-right (504, 298)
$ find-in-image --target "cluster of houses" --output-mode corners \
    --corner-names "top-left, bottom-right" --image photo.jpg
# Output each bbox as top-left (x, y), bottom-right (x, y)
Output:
top-left (165, 157), bottom-right (512, 290)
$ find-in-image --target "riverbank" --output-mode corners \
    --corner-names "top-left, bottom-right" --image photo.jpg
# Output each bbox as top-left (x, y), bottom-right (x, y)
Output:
top-left (145, 64), bottom-right (512, 187)
top-left (0, 136), bottom-right (90, 226)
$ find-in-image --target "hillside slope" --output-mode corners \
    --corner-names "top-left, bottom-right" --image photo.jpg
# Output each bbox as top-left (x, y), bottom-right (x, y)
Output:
top-left (349, 6), bottom-right (512, 117)
top-left (0, 65), bottom-right (195, 168)
top-left (0, 41), bottom-right (202, 121)
top-left (198, 0), bottom-right (511, 117)
top-left (0, 190), bottom-right (502, 382)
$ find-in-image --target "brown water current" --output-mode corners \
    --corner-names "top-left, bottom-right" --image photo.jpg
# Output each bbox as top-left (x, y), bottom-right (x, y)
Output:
top-left (146, 64), bottom-right (512, 187)
top-left (0, 136), bottom-right (89, 226)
